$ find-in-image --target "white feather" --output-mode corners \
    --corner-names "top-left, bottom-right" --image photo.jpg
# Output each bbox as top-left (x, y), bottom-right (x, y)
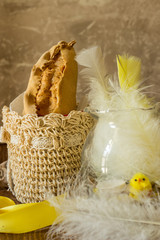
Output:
top-left (48, 186), bottom-right (160, 240)
top-left (76, 47), bottom-right (109, 110)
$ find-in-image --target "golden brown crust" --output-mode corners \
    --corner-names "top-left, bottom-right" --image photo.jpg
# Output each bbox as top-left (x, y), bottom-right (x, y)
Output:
top-left (23, 40), bottom-right (78, 116)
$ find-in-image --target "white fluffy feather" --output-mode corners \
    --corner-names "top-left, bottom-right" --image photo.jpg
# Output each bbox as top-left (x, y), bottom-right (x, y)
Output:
top-left (76, 47), bottom-right (109, 110)
top-left (48, 186), bottom-right (160, 240)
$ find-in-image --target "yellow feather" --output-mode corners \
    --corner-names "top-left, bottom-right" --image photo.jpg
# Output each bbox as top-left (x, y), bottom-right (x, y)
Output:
top-left (117, 55), bottom-right (141, 91)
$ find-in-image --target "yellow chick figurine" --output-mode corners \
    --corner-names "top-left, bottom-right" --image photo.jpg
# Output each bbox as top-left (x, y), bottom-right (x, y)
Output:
top-left (129, 173), bottom-right (152, 200)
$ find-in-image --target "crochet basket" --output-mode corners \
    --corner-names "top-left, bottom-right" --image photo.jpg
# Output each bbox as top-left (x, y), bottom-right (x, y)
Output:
top-left (1, 106), bottom-right (94, 203)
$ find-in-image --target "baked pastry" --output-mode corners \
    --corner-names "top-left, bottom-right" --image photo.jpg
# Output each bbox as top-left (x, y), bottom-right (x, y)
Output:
top-left (23, 40), bottom-right (78, 116)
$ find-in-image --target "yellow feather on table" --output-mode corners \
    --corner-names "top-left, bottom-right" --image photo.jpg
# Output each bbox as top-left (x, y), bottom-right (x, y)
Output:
top-left (129, 173), bottom-right (152, 200)
top-left (117, 55), bottom-right (141, 91)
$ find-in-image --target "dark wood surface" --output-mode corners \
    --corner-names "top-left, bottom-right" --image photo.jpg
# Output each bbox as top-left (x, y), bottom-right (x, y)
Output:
top-left (0, 143), bottom-right (8, 164)
top-left (0, 225), bottom-right (49, 240)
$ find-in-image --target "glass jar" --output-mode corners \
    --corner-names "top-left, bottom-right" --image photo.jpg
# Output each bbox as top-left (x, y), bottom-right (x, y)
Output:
top-left (81, 106), bottom-right (160, 183)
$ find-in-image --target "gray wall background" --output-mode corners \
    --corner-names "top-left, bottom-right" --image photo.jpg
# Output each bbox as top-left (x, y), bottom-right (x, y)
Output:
top-left (0, 0), bottom-right (160, 123)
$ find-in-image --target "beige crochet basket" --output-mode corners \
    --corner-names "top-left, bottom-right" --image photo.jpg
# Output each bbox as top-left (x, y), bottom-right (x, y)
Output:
top-left (1, 106), bottom-right (94, 203)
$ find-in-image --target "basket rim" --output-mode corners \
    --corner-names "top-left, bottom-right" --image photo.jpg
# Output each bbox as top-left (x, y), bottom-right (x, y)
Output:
top-left (3, 105), bottom-right (87, 121)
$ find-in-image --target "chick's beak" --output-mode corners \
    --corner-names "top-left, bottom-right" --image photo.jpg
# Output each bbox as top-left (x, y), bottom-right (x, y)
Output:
top-left (138, 178), bottom-right (141, 183)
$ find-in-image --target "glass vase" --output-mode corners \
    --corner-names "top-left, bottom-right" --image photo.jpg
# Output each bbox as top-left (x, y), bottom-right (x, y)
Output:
top-left (81, 106), bottom-right (160, 183)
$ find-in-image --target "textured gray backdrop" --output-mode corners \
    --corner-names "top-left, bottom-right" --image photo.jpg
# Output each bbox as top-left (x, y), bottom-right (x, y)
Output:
top-left (0, 0), bottom-right (160, 123)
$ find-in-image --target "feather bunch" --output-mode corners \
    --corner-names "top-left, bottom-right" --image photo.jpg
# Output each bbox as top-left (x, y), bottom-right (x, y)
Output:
top-left (48, 184), bottom-right (160, 240)
top-left (76, 48), bottom-right (152, 111)
top-left (77, 48), bottom-right (160, 183)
